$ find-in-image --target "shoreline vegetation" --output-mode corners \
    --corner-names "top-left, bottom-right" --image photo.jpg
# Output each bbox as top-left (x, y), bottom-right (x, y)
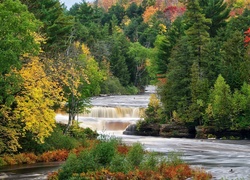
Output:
top-left (0, 123), bottom-right (212, 180)
top-left (48, 136), bottom-right (212, 180)
top-left (129, 94), bottom-right (250, 140)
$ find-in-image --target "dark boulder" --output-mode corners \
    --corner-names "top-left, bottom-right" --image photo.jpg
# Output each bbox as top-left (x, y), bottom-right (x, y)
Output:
top-left (160, 123), bottom-right (195, 138)
top-left (123, 123), bottom-right (160, 136)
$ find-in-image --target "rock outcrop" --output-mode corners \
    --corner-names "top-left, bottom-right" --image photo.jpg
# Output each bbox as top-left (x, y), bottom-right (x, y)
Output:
top-left (123, 123), bottom-right (250, 139)
top-left (160, 124), bottom-right (195, 138)
top-left (123, 123), bottom-right (195, 138)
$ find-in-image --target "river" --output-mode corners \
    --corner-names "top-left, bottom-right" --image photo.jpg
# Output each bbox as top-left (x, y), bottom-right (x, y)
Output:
top-left (1, 86), bottom-right (250, 179)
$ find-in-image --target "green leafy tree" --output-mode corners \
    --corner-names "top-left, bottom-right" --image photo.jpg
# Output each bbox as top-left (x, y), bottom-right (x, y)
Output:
top-left (108, 33), bottom-right (131, 86)
top-left (124, 17), bottom-right (144, 42)
top-left (128, 42), bottom-right (151, 90)
top-left (184, 0), bottom-right (211, 67)
top-left (188, 63), bottom-right (209, 125)
top-left (182, 0), bottom-right (211, 124)
top-left (0, 0), bottom-right (41, 153)
top-left (153, 16), bottom-right (185, 76)
top-left (231, 83), bottom-right (250, 130)
top-left (204, 75), bottom-right (232, 130)
top-left (101, 3), bottom-right (125, 26)
top-left (220, 30), bottom-right (249, 91)
top-left (21, 0), bottom-right (74, 54)
top-left (68, 1), bottom-right (104, 45)
top-left (126, 2), bottom-right (144, 19)
top-left (159, 37), bottom-right (193, 120)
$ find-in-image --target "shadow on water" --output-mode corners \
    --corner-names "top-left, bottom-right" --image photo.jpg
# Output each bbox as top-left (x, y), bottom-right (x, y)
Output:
top-left (0, 162), bottom-right (63, 180)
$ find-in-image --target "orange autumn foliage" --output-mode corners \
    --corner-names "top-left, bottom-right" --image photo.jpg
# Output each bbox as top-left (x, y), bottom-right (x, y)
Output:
top-left (116, 144), bottom-right (130, 155)
top-left (70, 165), bottom-right (212, 180)
top-left (38, 149), bottom-right (69, 162)
top-left (143, 6), bottom-right (159, 23)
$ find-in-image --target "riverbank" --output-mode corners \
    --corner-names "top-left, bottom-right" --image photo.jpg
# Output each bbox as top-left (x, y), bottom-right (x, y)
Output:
top-left (123, 122), bottom-right (250, 140)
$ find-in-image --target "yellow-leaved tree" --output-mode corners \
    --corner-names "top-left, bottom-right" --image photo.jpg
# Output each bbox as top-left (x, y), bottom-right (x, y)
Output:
top-left (62, 42), bottom-right (105, 133)
top-left (14, 55), bottom-right (63, 143)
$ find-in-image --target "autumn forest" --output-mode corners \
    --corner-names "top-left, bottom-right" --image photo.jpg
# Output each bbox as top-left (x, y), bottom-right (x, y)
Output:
top-left (1, 0), bottom-right (250, 154)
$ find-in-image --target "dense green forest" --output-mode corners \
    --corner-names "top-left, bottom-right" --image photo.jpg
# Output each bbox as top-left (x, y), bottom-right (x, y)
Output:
top-left (1, 0), bottom-right (250, 153)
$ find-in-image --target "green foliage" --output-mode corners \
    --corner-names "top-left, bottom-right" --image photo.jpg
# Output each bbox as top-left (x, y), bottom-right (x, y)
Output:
top-left (140, 152), bottom-right (160, 171)
top-left (0, 0), bottom-right (41, 154)
top-left (231, 83), bottom-right (250, 130)
top-left (82, 127), bottom-right (99, 139)
top-left (109, 154), bottom-right (131, 173)
top-left (166, 151), bottom-right (184, 166)
top-left (92, 138), bottom-right (118, 166)
top-left (58, 154), bottom-right (81, 180)
top-left (125, 86), bottom-right (139, 95)
top-left (0, 157), bottom-right (6, 166)
top-left (159, 36), bottom-right (193, 121)
top-left (108, 33), bottom-right (131, 86)
top-left (19, 124), bottom-right (80, 154)
top-left (126, 3), bottom-right (144, 19)
top-left (128, 42), bottom-right (152, 89)
top-left (21, 0), bottom-right (74, 54)
top-left (55, 139), bottom-right (212, 180)
top-left (58, 137), bottom-right (120, 179)
top-left (100, 76), bottom-right (127, 94)
top-left (204, 75), bottom-right (232, 130)
top-left (127, 142), bottom-right (144, 167)
top-left (143, 94), bottom-right (165, 124)
top-left (199, 0), bottom-right (230, 37)
top-left (220, 30), bottom-right (248, 91)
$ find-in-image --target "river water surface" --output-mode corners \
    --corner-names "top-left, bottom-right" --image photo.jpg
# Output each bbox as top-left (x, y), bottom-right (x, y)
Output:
top-left (1, 86), bottom-right (250, 179)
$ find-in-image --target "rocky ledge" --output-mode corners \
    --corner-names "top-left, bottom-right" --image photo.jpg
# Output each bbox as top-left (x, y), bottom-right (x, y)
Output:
top-left (123, 123), bottom-right (250, 139)
top-left (123, 122), bottom-right (195, 138)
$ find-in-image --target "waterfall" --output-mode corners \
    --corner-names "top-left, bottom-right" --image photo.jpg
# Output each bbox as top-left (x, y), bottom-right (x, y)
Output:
top-left (81, 106), bottom-right (143, 118)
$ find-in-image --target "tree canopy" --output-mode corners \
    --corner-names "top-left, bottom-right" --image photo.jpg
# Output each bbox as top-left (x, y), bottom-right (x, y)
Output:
top-left (1, 0), bottom-right (250, 153)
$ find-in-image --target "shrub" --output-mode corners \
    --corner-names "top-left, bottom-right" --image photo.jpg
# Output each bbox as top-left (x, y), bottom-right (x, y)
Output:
top-left (116, 144), bottom-right (130, 155)
top-left (19, 124), bottom-right (80, 154)
top-left (109, 154), bottom-right (131, 173)
top-left (192, 168), bottom-right (212, 180)
top-left (51, 141), bottom-right (212, 180)
top-left (166, 151), bottom-right (184, 166)
top-left (58, 154), bottom-right (79, 180)
top-left (0, 157), bottom-right (6, 166)
top-left (125, 86), bottom-right (139, 95)
top-left (83, 127), bottom-right (98, 139)
top-left (58, 150), bottom-right (100, 180)
top-left (13, 153), bottom-right (27, 164)
top-left (140, 152), bottom-right (160, 171)
top-left (127, 142), bottom-right (144, 167)
top-left (92, 138), bottom-right (118, 166)
top-left (58, 138), bottom-right (120, 180)
top-left (2, 155), bottom-right (16, 165)
top-left (39, 149), bottom-right (69, 162)
top-left (23, 153), bottom-right (37, 164)
top-left (162, 164), bottom-right (192, 179)
top-left (100, 76), bottom-right (126, 95)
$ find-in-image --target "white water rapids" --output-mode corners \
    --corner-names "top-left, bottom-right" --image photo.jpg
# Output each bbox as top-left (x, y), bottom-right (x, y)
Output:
top-left (55, 86), bottom-right (250, 179)
top-left (1, 86), bottom-right (250, 179)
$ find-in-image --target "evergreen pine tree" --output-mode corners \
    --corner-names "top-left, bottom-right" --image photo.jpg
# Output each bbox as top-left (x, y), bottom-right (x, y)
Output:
top-left (199, 0), bottom-right (230, 37)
